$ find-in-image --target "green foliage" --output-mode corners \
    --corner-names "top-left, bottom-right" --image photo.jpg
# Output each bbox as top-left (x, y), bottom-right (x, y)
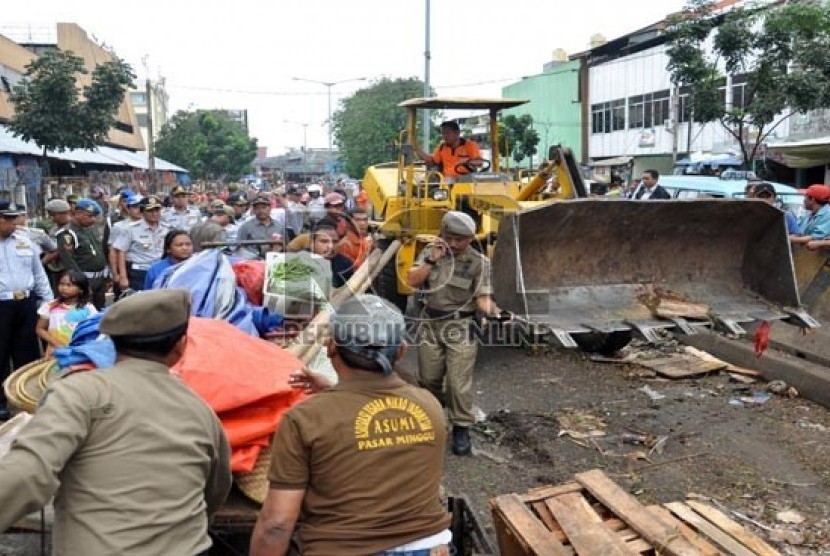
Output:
top-left (154, 110), bottom-right (258, 181)
top-left (498, 114), bottom-right (540, 167)
top-left (331, 77), bottom-right (430, 178)
top-left (8, 50), bottom-right (135, 153)
top-left (666, 0), bottom-right (830, 166)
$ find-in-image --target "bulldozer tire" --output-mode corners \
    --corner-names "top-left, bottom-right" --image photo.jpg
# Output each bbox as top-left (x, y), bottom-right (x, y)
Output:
top-left (373, 241), bottom-right (408, 312)
top-left (574, 331), bottom-right (632, 355)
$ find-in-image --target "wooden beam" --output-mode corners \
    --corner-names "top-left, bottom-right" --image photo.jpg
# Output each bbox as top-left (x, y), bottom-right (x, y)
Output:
top-left (491, 493), bottom-right (570, 556)
top-left (546, 492), bottom-right (638, 556)
top-left (664, 502), bottom-right (756, 556)
top-left (575, 470), bottom-right (704, 556)
top-left (685, 501), bottom-right (780, 556)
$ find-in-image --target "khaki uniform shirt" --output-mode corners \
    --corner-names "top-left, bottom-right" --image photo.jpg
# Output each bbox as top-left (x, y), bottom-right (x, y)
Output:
top-left (112, 219), bottom-right (169, 269)
top-left (418, 244), bottom-right (493, 313)
top-left (268, 372), bottom-right (450, 556)
top-left (0, 358), bottom-right (232, 555)
top-left (162, 206), bottom-right (202, 232)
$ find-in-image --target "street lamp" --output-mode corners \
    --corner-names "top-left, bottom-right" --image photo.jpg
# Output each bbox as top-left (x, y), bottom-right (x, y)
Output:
top-left (284, 119), bottom-right (310, 182)
top-left (292, 76), bottom-right (367, 177)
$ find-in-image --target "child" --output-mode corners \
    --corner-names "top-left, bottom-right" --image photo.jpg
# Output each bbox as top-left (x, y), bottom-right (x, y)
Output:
top-left (36, 270), bottom-right (98, 355)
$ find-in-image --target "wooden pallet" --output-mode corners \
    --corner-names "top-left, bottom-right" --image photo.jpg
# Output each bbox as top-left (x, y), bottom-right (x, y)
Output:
top-left (490, 469), bottom-right (780, 556)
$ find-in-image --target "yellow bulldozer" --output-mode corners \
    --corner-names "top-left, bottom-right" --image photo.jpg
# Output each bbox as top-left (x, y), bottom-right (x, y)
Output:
top-left (362, 97), bottom-right (817, 353)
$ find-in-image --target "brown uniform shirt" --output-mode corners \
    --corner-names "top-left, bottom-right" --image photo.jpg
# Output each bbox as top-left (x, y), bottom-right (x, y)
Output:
top-left (0, 358), bottom-right (232, 555)
top-left (418, 243), bottom-right (493, 312)
top-left (268, 372), bottom-right (450, 555)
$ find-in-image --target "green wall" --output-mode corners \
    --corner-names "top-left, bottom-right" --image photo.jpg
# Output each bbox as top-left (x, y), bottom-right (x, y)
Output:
top-left (502, 60), bottom-right (582, 164)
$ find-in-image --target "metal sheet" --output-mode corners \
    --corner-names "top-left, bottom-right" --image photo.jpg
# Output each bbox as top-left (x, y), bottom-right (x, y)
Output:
top-left (492, 199), bottom-right (803, 342)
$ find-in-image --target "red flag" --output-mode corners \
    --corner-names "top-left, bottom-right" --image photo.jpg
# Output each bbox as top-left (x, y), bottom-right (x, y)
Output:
top-left (755, 320), bottom-right (772, 358)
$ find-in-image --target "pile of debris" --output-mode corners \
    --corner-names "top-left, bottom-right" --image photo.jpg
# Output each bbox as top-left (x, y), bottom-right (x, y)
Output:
top-left (491, 469), bottom-right (782, 555)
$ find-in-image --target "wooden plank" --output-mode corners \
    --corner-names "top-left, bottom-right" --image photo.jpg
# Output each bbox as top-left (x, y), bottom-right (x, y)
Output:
top-left (685, 501), bottom-right (781, 556)
top-left (492, 494), bottom-right (570, 556)
top-left (683, 346), bottom-right (760, 376)
top-left (664, 503), bottom-right (756, 556)
top-left (546, 492), bottom-right (637, 556)
top-left (648, 505), bottom-right (722, 556)
top-left (575, 470), bottom-right (704, 556)
top-left (625, 538), bottom-right (653, 553)
top-left (655, 300), bottom-right (711, 320)
top-left (531, 500), bottom-right (562, 533)
top-left (637, 353), bottom-right (725, 379)
top-left (521, 482), bottom-right (583, 503)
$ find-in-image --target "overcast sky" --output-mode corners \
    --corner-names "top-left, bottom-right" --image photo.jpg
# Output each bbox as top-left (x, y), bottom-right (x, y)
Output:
top-left (4, 0), bottom-right (686, 156)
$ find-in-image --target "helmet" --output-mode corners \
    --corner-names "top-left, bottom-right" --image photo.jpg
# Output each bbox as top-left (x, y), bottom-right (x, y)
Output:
top-left (307, 184), bottom-right (322, 194)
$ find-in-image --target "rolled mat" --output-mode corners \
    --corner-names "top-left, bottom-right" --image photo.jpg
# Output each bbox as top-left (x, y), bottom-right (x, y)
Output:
top-left (234, 445), bottom-right (272, 504)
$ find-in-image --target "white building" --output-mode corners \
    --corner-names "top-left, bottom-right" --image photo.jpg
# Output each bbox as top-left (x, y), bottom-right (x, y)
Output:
top-left (581, 15), bottom-right (790, 180)
top-left (130, 79), bottom-right (169, 147)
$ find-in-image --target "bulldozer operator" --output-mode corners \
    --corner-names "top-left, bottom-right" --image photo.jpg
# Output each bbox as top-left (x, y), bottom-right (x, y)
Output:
top-left (416, 120), bottom-right (484, 180)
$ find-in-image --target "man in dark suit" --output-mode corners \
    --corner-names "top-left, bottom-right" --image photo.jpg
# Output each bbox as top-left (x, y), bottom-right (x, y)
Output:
top-left (634, 169), bottom-right (672, 200)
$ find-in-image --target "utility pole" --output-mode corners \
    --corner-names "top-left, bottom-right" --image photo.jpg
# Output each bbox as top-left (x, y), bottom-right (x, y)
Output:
top-left (292, 76), bottom-right (366, 180)
top-left (142, 56), bottom-right (156, 192)
top-left (671, 86), bottom-right (679, 164)
top-left (423, 0), bottom-right (431, 150)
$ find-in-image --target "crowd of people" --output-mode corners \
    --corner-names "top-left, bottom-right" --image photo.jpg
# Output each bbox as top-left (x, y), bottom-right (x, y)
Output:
top-left (0, 179), bottom-right (373, 422)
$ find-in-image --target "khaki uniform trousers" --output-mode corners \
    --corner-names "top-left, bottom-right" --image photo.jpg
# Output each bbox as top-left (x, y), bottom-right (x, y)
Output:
top-left (417, 317), bottom-right (477, 427)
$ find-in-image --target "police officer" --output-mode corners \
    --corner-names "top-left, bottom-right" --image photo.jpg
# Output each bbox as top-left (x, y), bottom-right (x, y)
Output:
top-left (43, 198), bottom-right (73, 293)
top-left (162, 185), bottom-right (202, 231)
top-left (0, 201), bottom-right (54, 421)
top-left (56, 198), bottom-right (110, 309)
top-left (113, 196), bottom-right (169, 291)
top-left (108, 194), bottom-right (143, 295)
top-left (405, 211), bottom-right (508, 456)
top-left (225, 192), bottom-right (251, 244)
top-left (0, 289), bottom-right (232, 552)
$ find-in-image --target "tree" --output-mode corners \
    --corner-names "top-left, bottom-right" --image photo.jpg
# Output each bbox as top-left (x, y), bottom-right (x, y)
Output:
top-left (331, 77), bottom-right (429, 178)
top-left (9, 50), bottom-right (135, 162)
top-left (666, 0), bottom-right (830, 168)
top-left (497, 114), bottom-right (540, 168)
top-left (154, 110), bottom-right (258, 181)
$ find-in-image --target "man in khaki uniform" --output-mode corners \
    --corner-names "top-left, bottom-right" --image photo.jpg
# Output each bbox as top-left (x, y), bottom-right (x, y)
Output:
top-left (406, 211), bottom-right (508, 456)
top-left (251, 295), bottom-right (451, 556)
top-left (0, 289), bottom-right (232, 555)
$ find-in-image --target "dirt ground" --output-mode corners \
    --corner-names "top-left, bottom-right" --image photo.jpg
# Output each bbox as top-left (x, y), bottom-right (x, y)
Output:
top-left (4, 341), bottom-right (830, 555)
top-left (432, 343), bottom-right (830, 555)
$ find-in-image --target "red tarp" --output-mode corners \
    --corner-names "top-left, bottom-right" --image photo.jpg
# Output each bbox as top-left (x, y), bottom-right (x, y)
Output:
top-left (172, 318), bottom-right (307, 472)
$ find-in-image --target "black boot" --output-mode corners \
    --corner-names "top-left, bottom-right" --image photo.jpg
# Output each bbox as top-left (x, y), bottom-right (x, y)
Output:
top-left (451, 426), bottom-right (472, 456)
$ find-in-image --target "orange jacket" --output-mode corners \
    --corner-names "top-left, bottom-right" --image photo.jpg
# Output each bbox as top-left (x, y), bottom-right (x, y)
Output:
top-left (429, 138), bottom-right (481, 177)
top-left (338, 230), bottom-right (372, 267)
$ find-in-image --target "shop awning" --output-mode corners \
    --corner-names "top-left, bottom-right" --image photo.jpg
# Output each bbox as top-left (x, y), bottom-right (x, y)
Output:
top-left (591, 156), bottom-right (632, 167)
top-left (767, 136), bottom-right (830, 168)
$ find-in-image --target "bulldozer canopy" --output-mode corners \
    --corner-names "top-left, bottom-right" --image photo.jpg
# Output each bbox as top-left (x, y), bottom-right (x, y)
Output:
top-left (398, 97), bottom-right (529, 110)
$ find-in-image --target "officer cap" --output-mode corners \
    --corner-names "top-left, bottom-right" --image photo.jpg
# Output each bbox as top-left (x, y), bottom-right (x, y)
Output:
top-left (171, 186), bottom-right (188, 196)
top-left (441, 210), bottom-right (476, 237)
top-left (227, 183), bottom-right (240, 193)
top-left (75, 198), bottom-right (102, 216)
top-left (209, 199), bottom-right (226, 209)
top-left (140, 196), bottom-right (163, 211)
top-left (251, 194), bottom-right (271, 206)
top-left (228, 193), bottom-right (249, 206)
top-left (0, 200), bottom-right (24, 217)
top-left (125, 194), bottom-right (142, 207)
top-left (285, 186), bottom-right (299, 196)
top-left (45, 199), bottom-right (71, 213)
top-left (213, 204), bottom-right (235, 217)
top-left (118, 189), bottom-right (136, 199)
top-left (101, 289), bottom-right (191, 338)
top-left (332, 294), bottom-right (405, 375)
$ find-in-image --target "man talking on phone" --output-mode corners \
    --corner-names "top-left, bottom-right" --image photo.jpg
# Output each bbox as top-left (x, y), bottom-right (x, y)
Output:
top-left (406, 211), bottom-right (509, 456)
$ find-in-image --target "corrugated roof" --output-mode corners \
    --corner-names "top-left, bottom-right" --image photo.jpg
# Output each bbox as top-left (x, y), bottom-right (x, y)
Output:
top-left (0, 125), bottom-right (188, 173)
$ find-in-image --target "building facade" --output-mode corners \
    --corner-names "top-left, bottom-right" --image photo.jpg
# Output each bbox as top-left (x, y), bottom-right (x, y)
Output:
top-left (501, 57), bottom-right (583, 163)
top-left (130, 78), bottom-right (169, 147)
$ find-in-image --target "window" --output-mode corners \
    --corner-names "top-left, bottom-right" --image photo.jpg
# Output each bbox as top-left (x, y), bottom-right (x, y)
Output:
top-left (678, 86), bottom-right (693, 123)
top-left (114, 121), bottom-right (134, 134)
top-left (629, 90), bottom-right (670, 129)
top-left (591, 98), bottom-right (626, 134)
top-left (136, 113), bottom-right (149, 127)
top-left (731, 74), bottom-right (749, 110)
top-left (130, 92), bottom-right (147, 107)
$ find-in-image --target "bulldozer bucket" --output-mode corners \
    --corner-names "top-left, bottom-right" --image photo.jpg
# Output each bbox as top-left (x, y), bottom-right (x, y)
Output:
top-left (492, 199), bottom-right (812, 348)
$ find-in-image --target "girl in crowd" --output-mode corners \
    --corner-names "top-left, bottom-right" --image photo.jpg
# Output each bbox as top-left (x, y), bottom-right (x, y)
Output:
top-left (144, 230), bottom-right (194, 289)
top-left (36, 270), bottom-right (98, 355)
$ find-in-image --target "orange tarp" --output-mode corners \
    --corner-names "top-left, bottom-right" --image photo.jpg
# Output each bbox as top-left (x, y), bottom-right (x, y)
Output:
top-left (172, 318), bottom-right (307, 472)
